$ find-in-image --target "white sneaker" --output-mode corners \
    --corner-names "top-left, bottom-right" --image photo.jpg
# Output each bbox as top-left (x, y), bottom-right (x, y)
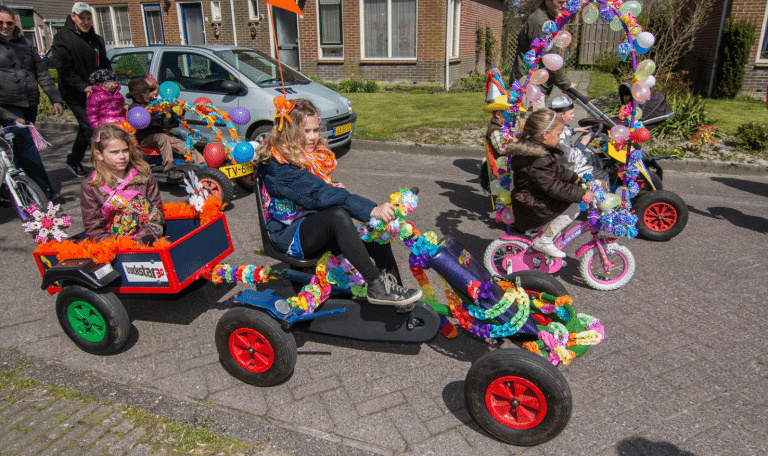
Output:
top-left (531, 238), bottom-right (566, 258)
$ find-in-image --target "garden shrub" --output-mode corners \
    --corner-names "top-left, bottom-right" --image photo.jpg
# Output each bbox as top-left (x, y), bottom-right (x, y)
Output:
top-left (735, 121), bottom-right (768, 151)
top-left (713, 17), bottom-right (756, 99)
top-left (452, 72), bottom-right (485, 92)
top-left (655, 92), bottom-right (713, 140)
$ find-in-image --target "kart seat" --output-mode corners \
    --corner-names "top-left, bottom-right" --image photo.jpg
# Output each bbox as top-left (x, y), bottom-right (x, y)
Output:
top-left (142, 147), bottom-right (161, 156)
top-left (254, 172), bottom-right (320, 268)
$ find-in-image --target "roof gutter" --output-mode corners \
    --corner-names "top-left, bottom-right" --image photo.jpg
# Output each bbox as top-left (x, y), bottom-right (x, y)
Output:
top-left (230, 0), bottom-right (238, 46)
top-left (708, 0), bottom-right (731, 97)
top-left (445, 3), bottom-right (451, 91)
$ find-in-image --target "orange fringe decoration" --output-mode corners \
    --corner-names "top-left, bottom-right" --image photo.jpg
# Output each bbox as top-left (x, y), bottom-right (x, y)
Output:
top-left (200, 197), bottom-right (223, 225)
top-left (163, 202), bottom-right (197, 219)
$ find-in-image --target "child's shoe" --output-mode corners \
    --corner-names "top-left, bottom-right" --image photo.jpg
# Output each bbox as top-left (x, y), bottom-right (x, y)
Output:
top-left (367, 272), bottom-right (423, 306)
top-left (531, 237), bottom-right (566, 258)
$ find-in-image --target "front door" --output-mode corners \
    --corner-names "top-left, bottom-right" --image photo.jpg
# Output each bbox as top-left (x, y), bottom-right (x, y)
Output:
top-left (272, 8), bottom-right (299, 70)
top-left (180, 3), bottom-right (205, 45)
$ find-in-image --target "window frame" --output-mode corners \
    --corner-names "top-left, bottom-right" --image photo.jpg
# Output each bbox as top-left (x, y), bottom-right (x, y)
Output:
top-left (360, 0), bottom-right (418, 60)
top-left (142, 3), bottom-right (165, 46)
top-left (757, 5), bottom-right (768, 63)
top-left (447, 0), bottom-right (460, 59)
top-left (248, 0), bottom-right (260, 21)
top-left (211, 1), bottom-right (222, 22)
top-left (93, 4), bottom-right (133, 49)
top-left (318, 0), bottom-right (344, 60)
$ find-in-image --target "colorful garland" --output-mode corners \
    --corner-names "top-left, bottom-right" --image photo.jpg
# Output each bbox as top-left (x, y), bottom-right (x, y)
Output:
top-left (357, 189), bottom-right (419, 244)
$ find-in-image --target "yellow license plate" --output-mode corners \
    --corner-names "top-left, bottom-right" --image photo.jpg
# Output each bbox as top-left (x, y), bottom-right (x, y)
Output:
top-left (219, 160), bottom-right (254, 179)
top-left (335, 123), bottom-right (352, 136)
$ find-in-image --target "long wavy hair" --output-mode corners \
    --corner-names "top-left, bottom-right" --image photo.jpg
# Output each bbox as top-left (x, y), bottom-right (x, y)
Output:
top-left (255, 98), bottom-right (328, 166)
top-left (516, 108), bottom-right (564, 143)
top-left (88, 123), bottom-right (151, 187)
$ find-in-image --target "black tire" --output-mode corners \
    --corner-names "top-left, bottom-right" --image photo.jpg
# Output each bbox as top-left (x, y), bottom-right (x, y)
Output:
top-left (11, 174), bottom-right (47, 216)
top-left (194, 167), bottom-right (234, 204)
top-left (504, 270), bottom-right (568, 297)
top-left (465, 348), bottom-right (572, 446)
top-left (215, 306), bottom-right (297, 386)
top-left (235, 173), bottom-right (255, 193)
top-left (249, 125), bottom-right (273, 146)
top-left (633, 190), bottom-right (688, 241)
top-left (55, 285), bottom-right (130, 355)
top-left (637, 170), bottom-right (663, 193)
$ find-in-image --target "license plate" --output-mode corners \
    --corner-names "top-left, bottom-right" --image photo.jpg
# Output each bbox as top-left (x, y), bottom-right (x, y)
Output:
top-left (334, 123), bottom-right (352, 136)
top-left (219, 160), bottom-right (254, 179)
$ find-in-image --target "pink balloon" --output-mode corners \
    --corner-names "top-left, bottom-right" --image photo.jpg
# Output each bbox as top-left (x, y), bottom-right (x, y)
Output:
top-left (542, 53), bottom-right (563, 71)
top-left (530, 69), bottom-right (549, 85)
top-left (526, 84), bottom-right (542, 102)
top-left (610, 125), bottom-right (630, 142)
top-left (553, 31), bottom-right (572, 47)
top-left (501, 208), bottom-right (515, 225)
top-left (631, 81), bottom-right (651, 102)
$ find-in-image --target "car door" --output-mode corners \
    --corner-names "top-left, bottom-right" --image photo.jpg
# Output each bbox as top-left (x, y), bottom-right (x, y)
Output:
top-left (155, 50), bottom-right (244, 142)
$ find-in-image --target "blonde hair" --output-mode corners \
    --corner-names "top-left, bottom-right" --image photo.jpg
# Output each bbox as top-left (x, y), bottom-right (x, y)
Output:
top-left (517, 109), bottom-right (564, 143)
top-left (89, 123), bottom-right (151, 187)
top-left (255, 99), bottom-right (328, 166)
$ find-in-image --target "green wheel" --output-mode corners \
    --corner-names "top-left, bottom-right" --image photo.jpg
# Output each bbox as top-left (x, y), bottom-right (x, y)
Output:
top-left (56, 285), bottom-right (130, 355)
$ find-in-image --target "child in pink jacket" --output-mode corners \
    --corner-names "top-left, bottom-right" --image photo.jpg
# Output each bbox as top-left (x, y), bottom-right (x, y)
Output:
top-left (86, 69), bottom-right (126, 129)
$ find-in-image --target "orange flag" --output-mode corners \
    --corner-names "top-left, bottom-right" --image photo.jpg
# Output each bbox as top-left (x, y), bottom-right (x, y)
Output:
top-left (266, 0), bottom-right (303, 16)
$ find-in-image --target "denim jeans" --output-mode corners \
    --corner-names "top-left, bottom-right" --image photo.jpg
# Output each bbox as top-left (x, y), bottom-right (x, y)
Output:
top-left (0, 104), bottom-right (53, 192)
top-left (68, 103), bottom-right (92, 165)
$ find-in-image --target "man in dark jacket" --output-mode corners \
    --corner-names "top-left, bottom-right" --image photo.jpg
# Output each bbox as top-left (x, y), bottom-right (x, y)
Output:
top-left (510, 0), bottom-right (574, 110)
top-left (51, 2), bottom-right (111, 177)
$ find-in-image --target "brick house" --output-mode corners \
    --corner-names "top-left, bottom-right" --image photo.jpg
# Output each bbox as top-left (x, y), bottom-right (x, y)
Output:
top-left (5, 0), bottom-right (71, 52)
top-left (680, 0), bottom-right (768, 97)
top-left (77, 0), bottom-right (502, 87)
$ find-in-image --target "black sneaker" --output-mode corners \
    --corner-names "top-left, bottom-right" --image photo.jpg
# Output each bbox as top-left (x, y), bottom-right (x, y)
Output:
top-left (75, 162), bottom-right (88, 177)
top-left (44, 188), bottom-right (61, 201)
top-left (366, 273), bottom-right (423, 306)
top-left (66, 159), bottom-right (87, 177)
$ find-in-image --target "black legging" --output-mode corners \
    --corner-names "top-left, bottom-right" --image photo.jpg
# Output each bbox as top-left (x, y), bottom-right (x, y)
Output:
top-left (298, 207), bottom-right (401, 284)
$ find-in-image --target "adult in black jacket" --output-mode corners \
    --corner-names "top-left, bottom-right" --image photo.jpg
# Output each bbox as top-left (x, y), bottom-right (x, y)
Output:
top-left (51, 2), bottom-right (111, 177)
top-left (0, 5), bottom-right (64, 199)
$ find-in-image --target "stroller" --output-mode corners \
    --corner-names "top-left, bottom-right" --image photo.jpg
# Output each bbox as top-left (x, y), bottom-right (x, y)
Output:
top-left (564, 84), bottom-right (688, 241)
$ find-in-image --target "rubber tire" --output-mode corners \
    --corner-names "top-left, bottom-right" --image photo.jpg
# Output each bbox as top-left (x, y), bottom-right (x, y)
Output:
top-left (484, 239), bottom-right (530, 277)
top-left (194, 167), bottom-right (234, 204)
top-left (55, 285), bottom-right (130, 355)
top-left (465, 348), bottom-right (572, 446)
top-left (579, 244), bottom-right (635, 291)
top-left (504, 270), bottom-right (568, 297)
top-left (235, 173), bottom-right (255, 193)
top-left (11, 174), bottom-right (48, 216)
top-left (633, 190), bottom-right (688, 241)
top-left (215, 306), bottom-right (297, 387)
top-left (249, 125), bottom-right (273, 146)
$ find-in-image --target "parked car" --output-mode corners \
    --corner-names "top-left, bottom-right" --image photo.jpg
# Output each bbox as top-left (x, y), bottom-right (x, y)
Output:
top-left (107, 45), bottom-right (356, 150)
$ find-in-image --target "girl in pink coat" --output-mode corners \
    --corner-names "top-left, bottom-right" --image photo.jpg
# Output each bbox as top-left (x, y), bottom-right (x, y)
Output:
top-left (86, 69), bottom-right (125, 129)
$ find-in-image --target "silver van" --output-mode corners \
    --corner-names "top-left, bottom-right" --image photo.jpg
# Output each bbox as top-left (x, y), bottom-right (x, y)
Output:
top-left (108, 45), bottom-right (355, 149)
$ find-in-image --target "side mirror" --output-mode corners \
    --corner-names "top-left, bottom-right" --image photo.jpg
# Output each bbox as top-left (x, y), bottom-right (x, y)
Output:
top-left (221, 80), bottom-right (242, 94)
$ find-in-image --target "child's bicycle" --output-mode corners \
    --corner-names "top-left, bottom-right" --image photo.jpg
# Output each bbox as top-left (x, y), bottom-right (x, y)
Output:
top-left (0, 125), bottom-right (48, 222)
top-left (484, 183), bottom-right (636, 291)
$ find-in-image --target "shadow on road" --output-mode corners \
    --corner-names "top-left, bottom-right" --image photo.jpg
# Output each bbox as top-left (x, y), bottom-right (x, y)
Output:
top-left (688, 206), bottom-right (768, 233)
top-left (711, 176), bottom-right (768, 199)
top-left (616, 437), bottom-right (696, 456)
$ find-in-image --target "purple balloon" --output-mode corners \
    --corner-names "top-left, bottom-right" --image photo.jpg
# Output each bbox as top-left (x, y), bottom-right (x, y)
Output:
top-left (228, 107), bottom-right (251, 126)
top-left (127, 106), bottom-right (151, 129)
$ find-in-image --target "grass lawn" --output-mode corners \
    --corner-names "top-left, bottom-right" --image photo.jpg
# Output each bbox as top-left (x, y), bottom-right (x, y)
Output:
top-left (703, 98), bottom-right (766, 135)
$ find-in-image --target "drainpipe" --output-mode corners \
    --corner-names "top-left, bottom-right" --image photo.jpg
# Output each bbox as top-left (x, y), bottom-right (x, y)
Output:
top-left (230, 0), bottom-right (238, 45)
top-left (708, 0), bottom-right (731, 97)
top-left (445, 2), bottom-right (450, 91)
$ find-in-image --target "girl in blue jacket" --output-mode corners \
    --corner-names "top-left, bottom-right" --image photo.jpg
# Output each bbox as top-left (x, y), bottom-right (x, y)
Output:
top-left (255, 98), bottom-right (422, 307)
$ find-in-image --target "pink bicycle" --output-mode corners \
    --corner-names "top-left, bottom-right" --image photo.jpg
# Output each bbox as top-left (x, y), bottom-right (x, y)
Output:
top-left (483, 201), bottom-right (635, 291)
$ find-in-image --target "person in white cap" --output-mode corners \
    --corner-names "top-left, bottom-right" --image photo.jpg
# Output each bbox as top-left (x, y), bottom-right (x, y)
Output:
top-left (51, 2), bottom-right (111, 177)
top-left (549, 95), bottom-right (609, 183)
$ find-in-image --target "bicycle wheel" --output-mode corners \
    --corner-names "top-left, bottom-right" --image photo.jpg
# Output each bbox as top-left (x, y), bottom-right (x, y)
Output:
top-left (579, 244), bottom-right (635, 291)
top-left (484, 239), bottom-right (529, 276)
top-left (11, 174), bottom-right (47, 219)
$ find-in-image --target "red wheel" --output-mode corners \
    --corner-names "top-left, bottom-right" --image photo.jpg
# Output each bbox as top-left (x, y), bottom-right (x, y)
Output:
top-left (485, 375), bottom-right (547, 430)
top-left (633, 190), bottom-right (688, 241)
top-left (643, 201), bottom-right (677, 232)
top-left (228, 327), bottom-right (275, 373)
top-left (235, 173), bottom-right (255, 193)
top-left (216, 307), bottom-right (296, 386)
top-left (194, 167), bottom-right (234, 204)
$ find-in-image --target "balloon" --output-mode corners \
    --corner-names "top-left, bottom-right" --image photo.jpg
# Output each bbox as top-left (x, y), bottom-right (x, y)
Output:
top-left (631, 128), bottom-right (650, 143)
top-left (530, 68), bottom-right (549, 85)
top-left (599, 193), bottom-right (622, 212)
top-left (127, 106), bottom-right (151, 129)
top-left (203, 142), bottom-right (227, 168)
top-left (542, 20), bottom-right (557, 35)
top-left (194, 97), bottom-right (213, 114)
top-left (228, 107), bottom-right (251, 125)
top-left (526, 84), bottom-right (543, 102)
top-left (582, 3), bottom-right (598, 24)
top-left (489, 180), bottom-right (503, 195)
top-left (158, 81), bottom-right (180, 100)
top-left (642, 75), bottom-right (657, 88)
top-left (636, 31), bottom-right (655, 49)
top-left (636, 59), bottom-right (656, 80)
top-left (609, 17), bottom-right (623, 32)
top-left (614, 186), bottom-right (628, 200)
top-left (495, 156), bottom-right (507, 170)
top-left (610, 125), bottom-right (630, 142)
top-left (231, 141), bottom-right (255, 164)
top-left (501, 207), bottom-right (515, 225)
top-left (620, 0), bottom-right (642, 16)
top-left (553, 31), bottom-right (572, 47)
top-left (542, 53), bottom-right (563, 71)
top-left (497, 190), bottom-right (512, 206)
top-left (631, 81), bottom-right (651, 102)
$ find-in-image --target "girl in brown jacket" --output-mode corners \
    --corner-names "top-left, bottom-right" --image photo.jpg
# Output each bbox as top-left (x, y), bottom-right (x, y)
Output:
top-left (506, 109), bottom-right (593, 258)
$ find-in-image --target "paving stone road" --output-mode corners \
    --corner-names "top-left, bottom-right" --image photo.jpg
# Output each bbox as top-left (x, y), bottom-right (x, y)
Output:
top-left (1, 128), bottom-right (767, 456)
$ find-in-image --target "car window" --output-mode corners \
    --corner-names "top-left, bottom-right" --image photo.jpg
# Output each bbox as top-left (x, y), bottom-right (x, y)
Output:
top-left (158, 51), bottom-right (235, 93)
top-left (111, 52), bottom-right (154, 85)
top-left (215, 49), bottom-right (310, 87)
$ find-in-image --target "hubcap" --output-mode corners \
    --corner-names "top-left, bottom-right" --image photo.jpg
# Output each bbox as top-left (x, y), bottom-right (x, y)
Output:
top-left (199, 178), bottom-right (222, 198)
top-left (643, 202), bottom-right (677, 232)
top-left (66, 301), bottom-right (107, 343)
top-left (228, 327), bottom-right (274, 373)
top-left (485, 375), bottom-right (547, 429)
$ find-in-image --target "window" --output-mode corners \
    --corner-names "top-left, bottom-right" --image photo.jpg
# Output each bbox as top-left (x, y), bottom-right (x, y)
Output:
top-left (447, 0), bottom-right (460, 59)
top-left (110, 51), bottom-right (154, 84)
top-left (362, 0), bottom-right (416, 59)
top-left (143, 4), bottom-right (165, 45)
top-left (758, 5), bottom-right (768, 62)
top-left (248, 0), bottom-right (260, 20)
top-left (158, 51), bottom-right (235, 93)
top-left (319, 0), bottom-right (343, 58)
top-left (211, 1), bottom-right (222, 21)
top-left (94, 5), bottom-right (132, 48)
